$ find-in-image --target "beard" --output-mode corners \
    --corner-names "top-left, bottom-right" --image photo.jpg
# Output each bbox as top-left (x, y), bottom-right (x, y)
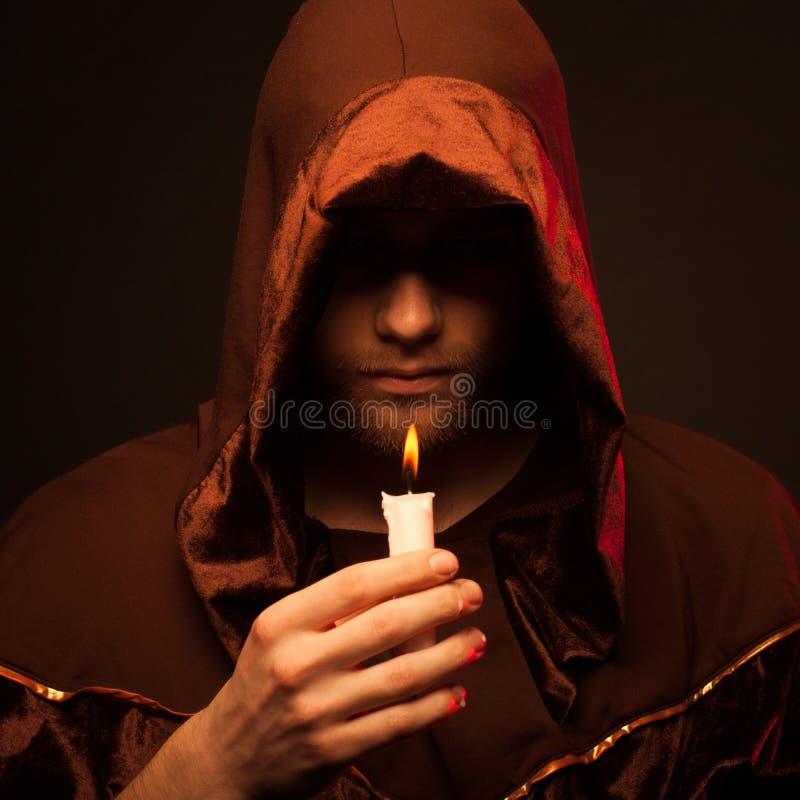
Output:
top-left (300, 337), bottom-right (535, 457)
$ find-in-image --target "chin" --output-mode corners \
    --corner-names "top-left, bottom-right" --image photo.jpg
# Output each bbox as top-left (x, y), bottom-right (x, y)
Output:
top-left (348, 396), bottom-right (469, 456)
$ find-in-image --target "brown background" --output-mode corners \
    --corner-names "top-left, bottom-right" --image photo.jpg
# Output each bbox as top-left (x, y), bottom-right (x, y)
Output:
top-left (2, 1), bottom-right (798, 523)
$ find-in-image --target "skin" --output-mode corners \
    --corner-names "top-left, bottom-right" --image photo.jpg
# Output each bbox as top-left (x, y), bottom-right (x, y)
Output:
top-left (119, 207), bottom-right (542, 799)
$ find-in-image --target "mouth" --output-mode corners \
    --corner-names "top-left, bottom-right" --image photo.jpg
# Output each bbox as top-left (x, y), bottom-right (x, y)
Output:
top-left (364, 367), bottom-right (453, 395)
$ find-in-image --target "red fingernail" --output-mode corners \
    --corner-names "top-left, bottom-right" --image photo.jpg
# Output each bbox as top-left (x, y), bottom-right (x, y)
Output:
top-left (450, 685), bottom-right (467, 712)
top-left (467, 631), bottom-right (487, 662)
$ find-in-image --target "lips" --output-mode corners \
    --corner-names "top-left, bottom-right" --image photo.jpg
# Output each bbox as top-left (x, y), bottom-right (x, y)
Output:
top-left (370, 367), bottom-right (451, 379)
top-left (366, 367), bottom-right (453, 394)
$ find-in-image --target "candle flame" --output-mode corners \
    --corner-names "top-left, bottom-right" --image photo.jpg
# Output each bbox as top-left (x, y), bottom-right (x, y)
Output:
top-left (402, 424), bottom-right (419, 491)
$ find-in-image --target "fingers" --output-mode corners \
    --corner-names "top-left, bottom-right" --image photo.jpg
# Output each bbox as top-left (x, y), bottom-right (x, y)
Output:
top-left (314, 684), bottom-right (468, 766)
top-left (308, 626), bottom-right (487, 724)
top-left (315, 578), bottom-right (484, 671)
top-left (258, 549), bottom-right (461, 636)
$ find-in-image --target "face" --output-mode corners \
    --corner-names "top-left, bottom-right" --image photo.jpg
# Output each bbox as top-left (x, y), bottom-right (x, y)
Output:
top-left (304, 206), bottom-right (530, 455)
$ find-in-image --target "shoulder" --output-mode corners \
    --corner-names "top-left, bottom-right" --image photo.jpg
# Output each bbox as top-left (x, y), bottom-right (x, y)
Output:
top-left (0, 414), bottom-right (219, 699)
top-left (624, 411), bottom-right (798, 532)
top-left (2, 417), bottom-right (198, 545)
top-left (624, 412), bottom-right (796, 494)
top-left (622, 412), bottom-right (800, 643)
top-left (0, 414), bottom-right (200, 589)
top-left (0, 415), bottom-right (200, 604)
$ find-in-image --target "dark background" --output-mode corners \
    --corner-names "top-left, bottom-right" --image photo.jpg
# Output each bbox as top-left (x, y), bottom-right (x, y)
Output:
top-left (2, 1), bottom-right (798, 522)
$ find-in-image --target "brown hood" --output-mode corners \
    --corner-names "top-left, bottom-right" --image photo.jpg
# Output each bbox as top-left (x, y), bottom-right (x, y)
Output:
top-left (175, 0), bottom-right (626, 722)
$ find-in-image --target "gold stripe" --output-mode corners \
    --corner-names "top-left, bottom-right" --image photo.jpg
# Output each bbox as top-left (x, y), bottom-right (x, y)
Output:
top-left (0, 662), bottom-right (193, 717)
top-left (504, 619), bottom-right (800, 800)
top-left (2, 621), bottom-right (798, 797)
top-left (0, 664), bottom-right (408, 800)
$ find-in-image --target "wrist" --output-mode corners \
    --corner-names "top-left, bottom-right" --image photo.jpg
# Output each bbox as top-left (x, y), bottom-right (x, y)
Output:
top-left (173, 709), bottom-right (245, 800)
top-left (117, 710), bottom-right (240, 800)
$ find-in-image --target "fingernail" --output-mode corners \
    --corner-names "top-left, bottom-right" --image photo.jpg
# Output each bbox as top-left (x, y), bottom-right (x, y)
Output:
top-left (472, 630), bottom-right (487, 655)
top-left (429, 551), bottom-right (458, 577)
top-left (459, 581), bottom-right (483, 607)
top-left (450, 685), bottom-right (467, 711)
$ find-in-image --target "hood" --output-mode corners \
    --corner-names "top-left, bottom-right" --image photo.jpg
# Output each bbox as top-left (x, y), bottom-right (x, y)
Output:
top-left (176, 0), bottom-right (626, 724)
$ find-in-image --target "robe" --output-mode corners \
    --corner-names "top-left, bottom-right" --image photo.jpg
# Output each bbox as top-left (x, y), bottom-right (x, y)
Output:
top-left (2, 1), bottom-right (798, 797)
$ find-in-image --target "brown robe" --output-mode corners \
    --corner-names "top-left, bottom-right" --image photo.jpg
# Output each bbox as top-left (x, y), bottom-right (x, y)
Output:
top-left (1, 1), bottom-right (799, 798)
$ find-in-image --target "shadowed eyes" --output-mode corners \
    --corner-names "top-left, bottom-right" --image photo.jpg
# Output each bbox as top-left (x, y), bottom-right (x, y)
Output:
top-left (332, 235), bottom-right (516, 289)
top-left (341, 236), bottom-right (511, 263)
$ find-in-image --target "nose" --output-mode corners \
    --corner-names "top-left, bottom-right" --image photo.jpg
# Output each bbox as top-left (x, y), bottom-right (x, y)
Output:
top-left (374, 271), bottom-right (442, 345)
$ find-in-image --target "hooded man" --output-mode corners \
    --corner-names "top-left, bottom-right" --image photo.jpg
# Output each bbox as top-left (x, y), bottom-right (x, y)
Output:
top-left (1, 2), bottom-right (799, 799)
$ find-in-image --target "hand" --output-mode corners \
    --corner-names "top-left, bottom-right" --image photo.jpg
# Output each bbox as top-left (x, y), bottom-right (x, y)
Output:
top-left (188, 548), bottom-right (485, 800)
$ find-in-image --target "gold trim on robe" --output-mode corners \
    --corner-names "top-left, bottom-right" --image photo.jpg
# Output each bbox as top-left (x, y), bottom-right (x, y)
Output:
top-left (0, 661), bottom-right (193, 717)
top-left (504, 619), bottom-right (800, 799)
top-left (2, 619), bottom-right (799, 799)
top-left (0, 661), bottom-right (397, 798)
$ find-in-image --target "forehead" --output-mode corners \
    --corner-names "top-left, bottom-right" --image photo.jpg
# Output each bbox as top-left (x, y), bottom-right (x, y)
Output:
top-left (339, 206), bottom-right (521, 244)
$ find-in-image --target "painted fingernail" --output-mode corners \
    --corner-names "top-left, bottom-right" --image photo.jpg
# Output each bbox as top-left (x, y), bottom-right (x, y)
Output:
top-left (450, 685), bottom-right (467, 711)
top-left (471, 630), bottom-right (487, 657)
top-left (429, 551), bottom-right (458, 576)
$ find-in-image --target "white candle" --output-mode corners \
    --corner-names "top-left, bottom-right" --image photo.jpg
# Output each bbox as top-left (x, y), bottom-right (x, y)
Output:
top-left (382, 424), bottom-right (437, 653)
top-left (381, 490), bottom-right (436, 555)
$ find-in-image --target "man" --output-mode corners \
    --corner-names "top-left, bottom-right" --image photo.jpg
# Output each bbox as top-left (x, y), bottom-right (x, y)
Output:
top-left (1, 1), bottom-right (798, 798)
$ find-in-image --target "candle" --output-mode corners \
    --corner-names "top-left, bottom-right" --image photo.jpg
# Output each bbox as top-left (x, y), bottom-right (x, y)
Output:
top-left (381, 424), bottom-right (437, 653)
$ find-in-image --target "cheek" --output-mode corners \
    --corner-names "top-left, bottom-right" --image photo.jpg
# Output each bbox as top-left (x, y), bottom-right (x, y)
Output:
top-left (310, 293), bottom-right (374, 366)
top-left (443, 295), bottom-right (510, 348)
